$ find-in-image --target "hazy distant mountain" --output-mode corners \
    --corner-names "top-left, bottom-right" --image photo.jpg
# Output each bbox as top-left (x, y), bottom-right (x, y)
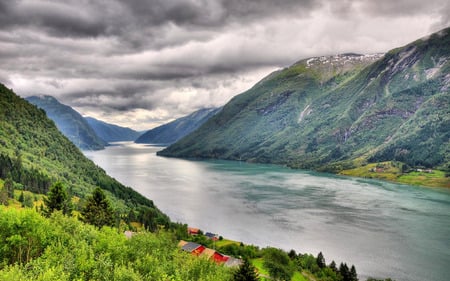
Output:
top-left (135, 107), bottom-right (221, 145)
top-left (159, 27), bottom-right (450, 173)
top-left (85, 117), bottom-right (142, 142)
top-left (26, 95), bottom-right (106, 150)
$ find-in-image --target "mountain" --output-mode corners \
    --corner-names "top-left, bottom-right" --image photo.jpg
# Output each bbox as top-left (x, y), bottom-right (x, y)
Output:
top-left (26, 95), bottom-right (106, 150)
top-left (159, 28), bottom-right (450, 174)
top-left (1, 84), bottom-right (168, 223)
top-left (135, 107), bottom-right (221, 145)
top-left (85, 116), bottom-right (142, 142)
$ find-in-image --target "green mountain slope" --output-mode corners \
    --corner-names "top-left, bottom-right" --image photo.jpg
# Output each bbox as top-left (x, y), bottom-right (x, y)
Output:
top-left (85, 116), bottom-right (142, 142)
top-left (135, 107), bottom-right (221, 145)
top-left (1, 85), bottom-right (167, 222)
top-left (26, 95), bottom-right (106, 150)
top-left (159, 28), bottom-right (450, 175)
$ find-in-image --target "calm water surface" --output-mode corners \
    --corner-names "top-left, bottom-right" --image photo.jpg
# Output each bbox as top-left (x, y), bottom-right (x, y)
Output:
top-left (84, 142), bottom-right (450, 281)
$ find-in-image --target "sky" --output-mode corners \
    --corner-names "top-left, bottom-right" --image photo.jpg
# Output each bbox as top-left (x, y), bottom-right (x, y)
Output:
top-left (1, 0), bottom-right (449, 131)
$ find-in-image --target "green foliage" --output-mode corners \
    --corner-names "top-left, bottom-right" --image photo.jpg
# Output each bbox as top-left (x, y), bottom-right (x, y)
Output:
top-left (0, 207), bottom-right (53, 265)
top-left (43, 182), bottom-right (71, 216)
top-left (232, 258), bottom-right (259, 281)
top-left (81, 187), bottom-right (114, 228)
top-left (262, 247), bottom-right (295, 281)
top-left (4, 177), bottom-right (14, 198)
top-left (0, 207), bottom-right (231, 281)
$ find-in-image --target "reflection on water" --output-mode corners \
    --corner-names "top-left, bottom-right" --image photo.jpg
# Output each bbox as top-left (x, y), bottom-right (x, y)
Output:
top-left (85, 142), bottom-right (450, 281)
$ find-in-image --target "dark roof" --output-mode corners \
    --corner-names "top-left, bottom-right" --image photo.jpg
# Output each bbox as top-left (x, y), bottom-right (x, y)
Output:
top-left (181, 242), bottom-right (202, 252)
top-left (205, 232), bottom-right (216, 238)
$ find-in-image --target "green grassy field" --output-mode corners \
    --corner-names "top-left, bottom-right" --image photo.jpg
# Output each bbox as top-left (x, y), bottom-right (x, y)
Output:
top-left (340, 162), bottom-right (450, 188)
top-left (251, 258), bottom-right (310, 281)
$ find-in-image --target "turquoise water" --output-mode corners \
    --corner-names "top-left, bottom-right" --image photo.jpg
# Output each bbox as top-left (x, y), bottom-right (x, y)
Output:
top-left (85, 142), bottom-right (450, 281)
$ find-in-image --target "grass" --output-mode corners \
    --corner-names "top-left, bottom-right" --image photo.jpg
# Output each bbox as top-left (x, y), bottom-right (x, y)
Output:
top-left (251, 258), bottom-right (270, 280)
top-left (292, 271), bottom-right (309, 281)
top-left (215, 238), bottom-right (241, 248)
top-left (340, 161), bottom-right (450, 188)
top-left (251, 258), bottom-right (312, 281)
top-left (398, 170), bottom-right (450, 188)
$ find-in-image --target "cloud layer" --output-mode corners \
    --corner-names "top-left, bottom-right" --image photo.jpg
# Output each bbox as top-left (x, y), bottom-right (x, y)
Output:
top-left (1, 0), bottom-right (448, 129)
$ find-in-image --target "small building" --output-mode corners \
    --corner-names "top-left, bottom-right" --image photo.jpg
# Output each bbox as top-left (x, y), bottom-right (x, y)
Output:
top-left (179, 241), bottom-right (205, 256)
top-left (205, 232), bottom-right (218, 241)
top-left (188, 227), bottom-right (200, 235)
top-left (225, 257), bottom-right (244, 267)
top-left (178, 240), bottom-right (242, 267)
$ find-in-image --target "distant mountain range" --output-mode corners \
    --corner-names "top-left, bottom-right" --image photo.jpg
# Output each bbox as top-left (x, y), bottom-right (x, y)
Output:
top-left (159, 27), bottom-right (450, 173)
top-left (26, 95), bottom-right (107, 150)
top-left (85, 117), bottom-right (142, 142)
top-left (135, 107), bottom-right (221, 145)
top-left (26, 96), bottom-right (144, 148)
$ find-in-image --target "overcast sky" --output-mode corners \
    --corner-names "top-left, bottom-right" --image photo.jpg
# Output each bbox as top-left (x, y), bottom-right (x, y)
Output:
top-left (1, 0), bottom-right (449, 130)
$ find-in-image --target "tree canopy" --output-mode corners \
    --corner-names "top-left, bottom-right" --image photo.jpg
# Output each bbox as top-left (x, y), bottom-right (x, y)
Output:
top-left (81, 187), bottom-right (114, 228)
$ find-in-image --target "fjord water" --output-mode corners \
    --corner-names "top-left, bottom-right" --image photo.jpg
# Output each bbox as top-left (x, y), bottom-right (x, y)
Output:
top-left (84, 142), bottom-right (450, 281)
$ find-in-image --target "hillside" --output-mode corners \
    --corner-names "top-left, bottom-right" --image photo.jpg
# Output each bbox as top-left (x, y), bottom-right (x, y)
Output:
top-left (26, 95), bottom-right (106, 150)
top-left (85, 116), bottom-right (142, 142)
top-left (136, 107), bottom-right (221, 145)
top-left (159, 28), bottom-right (450, 179)
top-left (1, 85), bottom-right (168, 224)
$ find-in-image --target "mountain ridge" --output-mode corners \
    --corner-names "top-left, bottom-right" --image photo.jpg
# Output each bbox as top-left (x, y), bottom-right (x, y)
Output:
top-left (158, 27), bottom-right (450, 182)
top-left (85, 116), bottom-right (142, 142)
top-left (26, 95), bottom-right (106, 150)
top-left (135, 107), bottom-right (221, 145)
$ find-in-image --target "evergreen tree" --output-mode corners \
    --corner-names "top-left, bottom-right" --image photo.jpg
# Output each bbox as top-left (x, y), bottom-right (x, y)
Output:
top-left (316, 251), bottom-right (326, 268)
top-left (339, 263), bottom-right (350, 281)
top-left (0, 188), bottom-right (8, 205)
top-left (19, 191), bottom-right (24, 203)
top-left (350, 265), bottom-right (358, 281)
top-left (82, 187), bottom-right (114, 228)
top-left (232, 258), bottom-right (259, 281)
top-left (4, 177), bottom-right (14, 198)
top-left (288, 249), bottom-right (297, 260)
top-left (44, 182), bottom-right (72, 216)
top-left (329, 260), bottom-right (337, 272)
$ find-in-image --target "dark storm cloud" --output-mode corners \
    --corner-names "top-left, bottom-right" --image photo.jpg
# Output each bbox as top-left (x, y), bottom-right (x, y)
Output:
top-left (1, 0), bottom-right (448, 129)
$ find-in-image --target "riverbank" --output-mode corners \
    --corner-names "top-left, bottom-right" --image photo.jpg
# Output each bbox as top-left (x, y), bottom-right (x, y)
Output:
top-left (339, 161), bottom-right (450, 188)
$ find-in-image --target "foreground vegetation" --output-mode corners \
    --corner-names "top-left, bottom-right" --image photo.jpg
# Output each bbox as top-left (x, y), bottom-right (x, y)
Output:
top-left (0, 206), bottom-right (231, 281)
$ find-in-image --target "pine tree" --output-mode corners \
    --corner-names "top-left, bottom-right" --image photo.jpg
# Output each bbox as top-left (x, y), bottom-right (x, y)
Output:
top-left (350, 265), bottom-right (358, 281)
top-left (82, 187), bottom-right (114, 228)
top-left (340, 263), bottom-right (350, 281)
top-left (316, 251), bottom-right (326, 268)
top-left (232, 258), bottom-right (259, 281)
top-left (329, 260), bottom-right (337, 272)
top-left (19, 191), bottom-right (25, 206)
top-left (44, 182), bottom-right (72, 216)
top-left (4, 177), bottom-right (14, 198)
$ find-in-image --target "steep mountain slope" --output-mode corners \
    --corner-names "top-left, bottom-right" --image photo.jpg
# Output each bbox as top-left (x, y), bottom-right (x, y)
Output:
top-left (26, 95), bottom-right (106, 150)
top-left (136, 107), bottom-right (221, 145)
top-left (1, 84), bottom-right (167, 222)
top-left (85, 116), bottom-right (142, 142)
top-left (159, 28), bottom-right (450, 173)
